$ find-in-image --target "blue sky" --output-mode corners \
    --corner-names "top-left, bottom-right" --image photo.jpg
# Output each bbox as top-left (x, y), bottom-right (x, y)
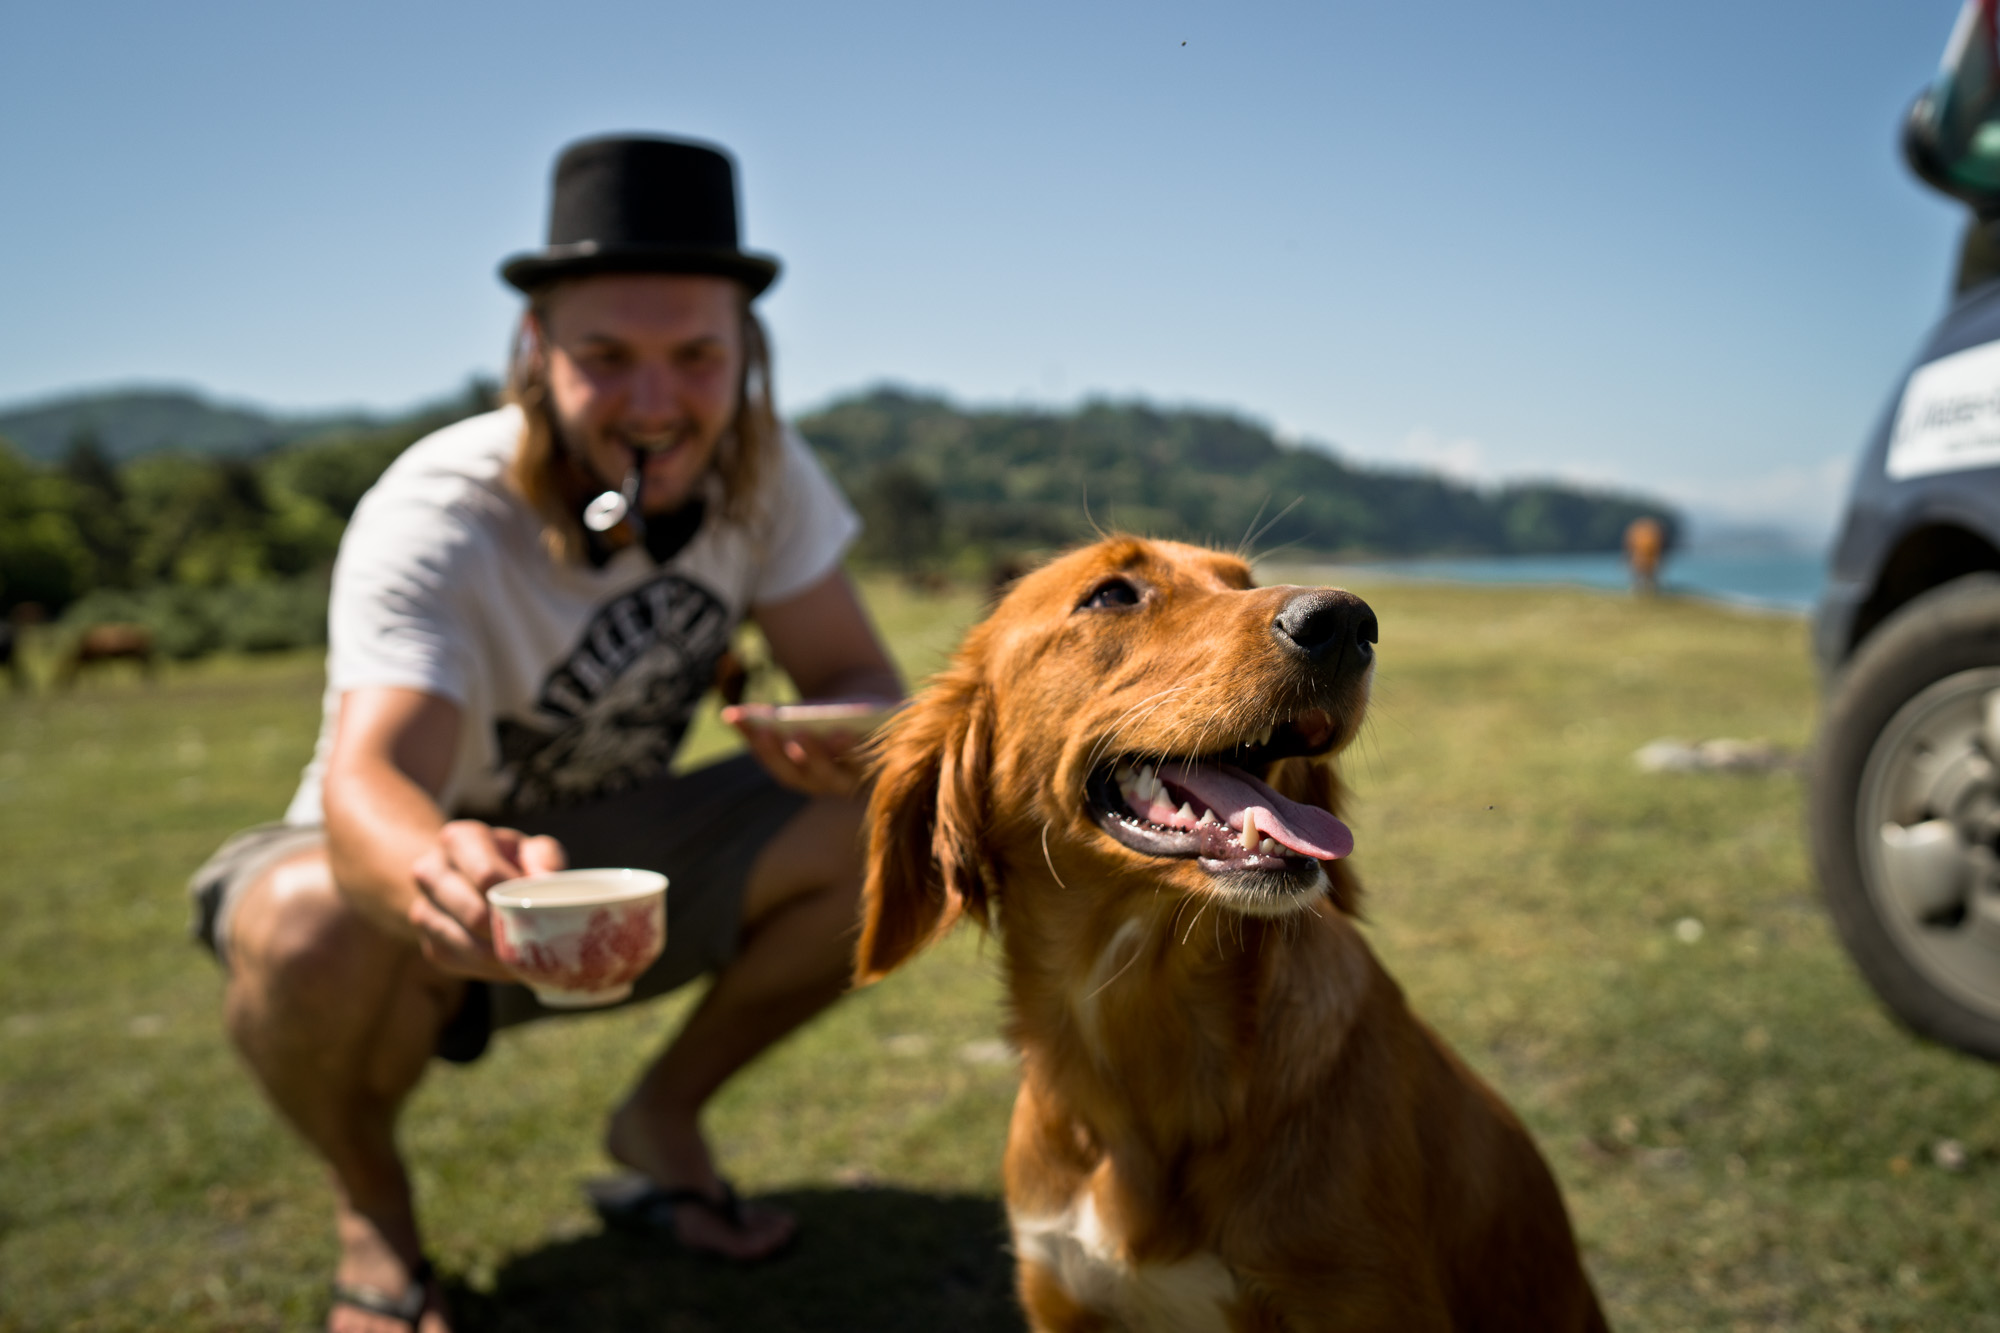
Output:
top-left (0, 0), bottom-right (1972, 541)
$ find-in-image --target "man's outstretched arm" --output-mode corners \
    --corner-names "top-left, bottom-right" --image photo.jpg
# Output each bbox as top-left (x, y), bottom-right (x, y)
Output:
top-left (322, 685), bottom-right (563, 979)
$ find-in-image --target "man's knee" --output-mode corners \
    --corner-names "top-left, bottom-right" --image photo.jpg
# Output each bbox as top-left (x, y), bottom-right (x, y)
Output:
top-left (229, 851), bottom-right (404, 1011)
top-left (741, 793), bottom-right (868, 929)
top-left (812, 792), bottom-right (869, 883)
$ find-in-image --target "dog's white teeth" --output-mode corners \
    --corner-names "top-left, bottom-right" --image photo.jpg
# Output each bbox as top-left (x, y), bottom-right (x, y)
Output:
top-left (1197, 809), bottom-right (1218, 826)
top-left (1241, 810), bottom-right (1259, 850)
top-left (1259, 837), bottom-right (1279, 854)
top-left (1175, 801), bottom-right (1195, 825)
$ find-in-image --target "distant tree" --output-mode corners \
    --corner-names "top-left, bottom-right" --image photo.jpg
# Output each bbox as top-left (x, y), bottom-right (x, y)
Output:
top-left (464, 374), bottom-right (500, 416)
top-left (856, 463), bottom-right (945, 576)
top-left (264, 430), bottom-right (411, 520)
top-left (62, 428), bottom-right (119, 495)
top-left (123, 455), bottom-right (282, 586)
top-left (0, 440), bottom-right (92, 613)
top-left (1494, 484), bottom-right (1679, 556)
top-left (61, 429), bottom-right (137, 587)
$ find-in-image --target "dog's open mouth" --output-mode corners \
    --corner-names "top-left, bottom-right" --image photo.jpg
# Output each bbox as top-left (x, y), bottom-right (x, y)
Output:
top-left (1086, 708), bottom-right (1354, 875)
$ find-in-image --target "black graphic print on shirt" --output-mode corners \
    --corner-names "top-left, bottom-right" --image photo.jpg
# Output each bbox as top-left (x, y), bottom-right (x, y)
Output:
top-left (494, 573), bottom-right (732, 813)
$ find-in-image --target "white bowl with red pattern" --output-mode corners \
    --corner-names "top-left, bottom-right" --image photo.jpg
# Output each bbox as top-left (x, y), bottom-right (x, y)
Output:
top-left (487, 869), bottom-right (667, 1008)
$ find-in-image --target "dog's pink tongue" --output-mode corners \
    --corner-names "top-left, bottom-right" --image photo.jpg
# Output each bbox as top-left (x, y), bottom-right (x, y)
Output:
top-left (1161, 762), bottom-right (1354, 861)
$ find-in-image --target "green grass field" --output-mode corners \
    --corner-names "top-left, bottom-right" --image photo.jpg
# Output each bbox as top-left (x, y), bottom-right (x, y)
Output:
top-left (5, 574), bottom-right (1999, 1331)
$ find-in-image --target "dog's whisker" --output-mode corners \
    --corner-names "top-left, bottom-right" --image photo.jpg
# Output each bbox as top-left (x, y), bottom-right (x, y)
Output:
top-left (1236, 493), bottom-right (1272, 559)
top-left (1087, 685), bottom-right (1197, 769)
top-left (1180, 896), bottom-right (1212, 947)
top-left (1242, 494), bottom-right (1305, 559)
top-left (1082, 929), bottom-right (1147, 1003)
top-left (1250, 534), bottom-right (1307, 568)
top-left (1040, 822), bottom-right (1069, 892)
top-left (1107, 705), bottom-right (1180, 758)
top-left (1353, 719), bottom-right (1386, 788)
top-left (1079, 483), bottom-right (1107, 542)
top-left (1117, 689), bottom-right (1193, 735)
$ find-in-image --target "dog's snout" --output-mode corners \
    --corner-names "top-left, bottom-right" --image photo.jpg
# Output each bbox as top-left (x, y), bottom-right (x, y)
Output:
top-left (1273, 590), bottom-right (1376, 667)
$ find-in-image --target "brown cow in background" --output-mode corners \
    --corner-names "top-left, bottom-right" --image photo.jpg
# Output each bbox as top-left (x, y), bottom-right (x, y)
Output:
top-left (57, 623), bottom-right (157, 687)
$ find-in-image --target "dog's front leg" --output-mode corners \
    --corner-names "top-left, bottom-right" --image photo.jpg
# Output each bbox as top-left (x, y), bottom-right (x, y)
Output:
top-left (1003, 1077), bottom-right (1124, 1331)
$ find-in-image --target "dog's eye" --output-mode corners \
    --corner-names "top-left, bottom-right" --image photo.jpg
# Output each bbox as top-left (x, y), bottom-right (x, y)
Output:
top-left (1078, 577), bottom-right (1141, 610)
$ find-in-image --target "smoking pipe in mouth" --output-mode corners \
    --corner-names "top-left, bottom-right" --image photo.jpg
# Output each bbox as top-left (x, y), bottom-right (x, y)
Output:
top-left (581, 431), bottom-right (698, 542)
top-left (583, 461), bottom-right (645, 541)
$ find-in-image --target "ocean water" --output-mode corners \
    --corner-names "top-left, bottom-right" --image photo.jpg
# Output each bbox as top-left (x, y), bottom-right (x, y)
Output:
top-left (1281, 551), bottom-right (1827, 614)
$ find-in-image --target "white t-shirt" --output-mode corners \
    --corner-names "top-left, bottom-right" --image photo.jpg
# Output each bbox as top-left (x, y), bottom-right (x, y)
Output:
top-left (283, 406), bottom-right (860, 823)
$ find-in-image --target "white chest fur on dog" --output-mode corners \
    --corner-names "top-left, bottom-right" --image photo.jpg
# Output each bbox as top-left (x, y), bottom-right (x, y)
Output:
top-left (1011, 1190), bottom-right (1238, 1333)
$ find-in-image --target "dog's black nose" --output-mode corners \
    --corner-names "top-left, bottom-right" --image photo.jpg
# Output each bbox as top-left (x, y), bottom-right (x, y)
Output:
top-left (1273, 590), bottom-right (1376, 668)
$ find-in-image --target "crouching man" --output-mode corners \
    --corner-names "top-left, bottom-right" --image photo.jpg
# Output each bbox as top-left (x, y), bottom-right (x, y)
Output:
top-left (187, 136), bottom-right (900, 1332)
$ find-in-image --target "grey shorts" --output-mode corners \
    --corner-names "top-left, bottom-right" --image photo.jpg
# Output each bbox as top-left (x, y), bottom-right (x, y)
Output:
top-left (187, 753), bottom-right (808, 1063)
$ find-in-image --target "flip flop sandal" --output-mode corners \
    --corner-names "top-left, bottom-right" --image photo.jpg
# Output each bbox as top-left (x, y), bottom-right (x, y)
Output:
top-left (587, 1176), bottom-right (788, 1260)
top-left (327, 1256), bottom-right (434, 1329)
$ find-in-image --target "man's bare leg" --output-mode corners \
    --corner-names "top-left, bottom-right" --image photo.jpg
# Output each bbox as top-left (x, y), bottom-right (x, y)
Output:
top-left (603, 792), bottom-right (867, 1259)
top-left (224, 849), bottom-right (462, 1333)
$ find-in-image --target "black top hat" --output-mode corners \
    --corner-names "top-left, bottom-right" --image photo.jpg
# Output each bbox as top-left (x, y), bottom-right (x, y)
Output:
top-left (500, 135), bottom-right (780, 296)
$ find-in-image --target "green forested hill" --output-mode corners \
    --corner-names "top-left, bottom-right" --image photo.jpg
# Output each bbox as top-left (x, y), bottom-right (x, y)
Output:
top-left (0, 381), bottom-right (1678, 643)
top-left (802, 388), bottom-right (1678, 565)
top-left (0, 387), bottom-right (382, 463)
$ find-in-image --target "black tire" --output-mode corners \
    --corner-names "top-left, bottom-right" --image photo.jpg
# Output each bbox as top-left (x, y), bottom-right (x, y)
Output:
top-left (1811, 571), bottom-right (2000, 1062)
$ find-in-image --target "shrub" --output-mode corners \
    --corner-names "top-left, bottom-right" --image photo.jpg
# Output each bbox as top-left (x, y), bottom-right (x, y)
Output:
top-left (61, 574), bottom-right (330, 660)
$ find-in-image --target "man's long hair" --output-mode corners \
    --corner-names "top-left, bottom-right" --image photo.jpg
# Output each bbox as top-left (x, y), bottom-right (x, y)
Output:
top-left (504, 285), bottom-right (779, 564)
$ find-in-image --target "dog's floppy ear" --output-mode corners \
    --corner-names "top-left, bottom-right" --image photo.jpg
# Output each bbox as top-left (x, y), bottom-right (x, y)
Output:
top-left (855, 668), bottom-right (995, 984)
top-left (1267, 755), bottom-right (1364, 918)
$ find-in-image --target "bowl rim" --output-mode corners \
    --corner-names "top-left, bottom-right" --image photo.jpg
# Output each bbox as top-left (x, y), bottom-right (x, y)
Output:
top-left (487, 867), bottom-right (669, 910)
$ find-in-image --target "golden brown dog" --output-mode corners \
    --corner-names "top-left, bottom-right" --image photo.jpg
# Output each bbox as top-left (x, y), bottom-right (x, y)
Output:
top-left (857, 537), bottom-right (1607, 1332)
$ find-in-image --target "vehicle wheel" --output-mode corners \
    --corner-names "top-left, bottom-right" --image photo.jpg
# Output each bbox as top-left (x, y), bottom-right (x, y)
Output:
top-left (1812, 572), bottom-right (2000, 1061)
